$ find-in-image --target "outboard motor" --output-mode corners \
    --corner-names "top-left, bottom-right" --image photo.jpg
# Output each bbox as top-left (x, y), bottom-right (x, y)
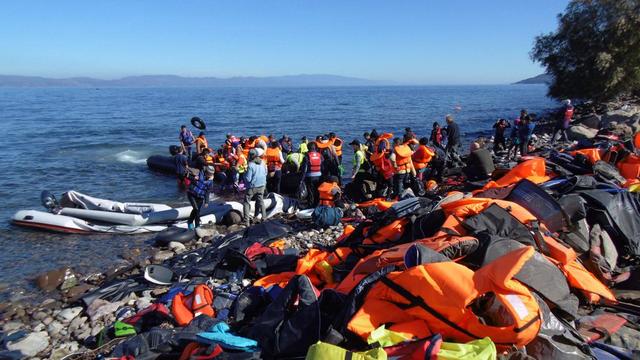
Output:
top-left (40, 190), bottom-right (60, 212)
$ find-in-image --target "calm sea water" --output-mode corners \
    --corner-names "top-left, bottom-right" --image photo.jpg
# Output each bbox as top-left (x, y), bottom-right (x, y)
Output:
top-left (0, 85), bottom-right (555, 298)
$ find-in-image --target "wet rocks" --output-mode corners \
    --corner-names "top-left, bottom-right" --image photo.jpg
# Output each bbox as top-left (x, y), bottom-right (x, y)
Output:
top-left (86, 299), bottom-right (125, 323)
top-left (152, 250), bottom-right (174, 263)
top-left (196, 225), bottom-right (219, 238)
top-left (168, 241), bottom-right (187, 254)
top-left (69, 316), bottom-right (87, 333)
top-left (47, 320), bottom-right (65, 337)
top-left (6, 331), bottom-right (50, 357)
top-left (56, 307), bottom-right (82, 323)
top-left (62, 283), bottom-right (94, 303)
top-left (2, 321), bottom-right (24, 333)
top-left (35, 267), bottom-right (75, 292)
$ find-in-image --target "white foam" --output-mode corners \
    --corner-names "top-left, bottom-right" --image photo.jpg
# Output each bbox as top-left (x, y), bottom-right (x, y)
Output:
top-left (115, 150), bottom-right (147, 164)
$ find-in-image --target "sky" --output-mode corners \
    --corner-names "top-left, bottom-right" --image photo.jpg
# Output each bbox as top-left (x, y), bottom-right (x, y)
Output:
top-left (0, 1), bottom-right (570, 84)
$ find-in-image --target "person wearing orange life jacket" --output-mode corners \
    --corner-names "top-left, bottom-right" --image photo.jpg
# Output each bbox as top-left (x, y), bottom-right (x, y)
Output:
top-left (403, 127), bottom-right (419, 150)
top-left (234, 145), bottom-right (248, 191)
top-left (300, 142), bottom-right (324, 207)
top-left (318, 176), bottom-right (343, 208)
top-left (265, 141), bottom-right (285, 194)
top-left (412, 137), bottom-right (435, 181)
top-left (194, 132), bottom-right (209, 155)
top-left (370, 132), bottom-right (394, 197)
top-left (192, 147), bottom-right (214, 171)
top-left (328, 132), bottom-right (343, 164)
top-left (389, 138), bottom-right (416, 198)
top-left (315, 135), bottom-right (340, 183)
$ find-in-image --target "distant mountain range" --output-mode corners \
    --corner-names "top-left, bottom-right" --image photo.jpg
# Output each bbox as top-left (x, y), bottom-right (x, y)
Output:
top-left (513, 73), bottom-right (553, 85)
top-left (0, 74), bottom-right (386, 88)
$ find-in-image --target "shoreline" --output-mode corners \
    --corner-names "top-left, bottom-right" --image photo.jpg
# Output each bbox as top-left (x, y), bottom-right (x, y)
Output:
top-left (1, 97), bottom-right (639, 359)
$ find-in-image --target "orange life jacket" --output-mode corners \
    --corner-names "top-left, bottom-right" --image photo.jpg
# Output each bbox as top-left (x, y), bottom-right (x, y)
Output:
top-left (363, 219), bottom-right (408, 246)
top-left (331, 137), bottom-right (343, 157)
top-left (347, 246), bottom-right (542, 347)
top-left (370, 134), bottom-right (395, 178)
top-left (172, 284), bottom-right (215, 326)
top-left (357, 198), bottom-right (396, 211)
top-left (412, 145), bottom-right (435, 169)
top-left (335, 235), bottom-right (478, 294)
top-left (482, 157), bottom-right (551, 191)
top-left (618, 153), bottom-right (640, 180)
top-left (316, 140), bottom-right (331, 150)
top-left (634, 132), bottom-right (640, 151)
top-left (441, 197), bottom-right (616, 303)
top-left (571, 148), bottom-right (602, 165)
top-left (370, 134), bottom-right (392, 168)
top-left (195, 136), bottom-right (208, 150)
top-left (215, 156), bottom-right (229, 171)
top-left (265, 147), bottom-right (283, 171)
top-left (394, 144), bottom-right (413, 172)
top-left (318, 181), bottom-right (340, 206)
top-left (203, 154), bottom-right (214, 165)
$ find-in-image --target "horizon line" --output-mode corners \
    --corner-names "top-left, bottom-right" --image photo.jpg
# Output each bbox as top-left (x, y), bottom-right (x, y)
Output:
top-left (0, 73), bottom-right (545, 87)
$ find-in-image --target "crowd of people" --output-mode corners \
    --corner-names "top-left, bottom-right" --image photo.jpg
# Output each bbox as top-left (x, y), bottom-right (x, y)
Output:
top-left (174, 103), bottom-right (575, 229)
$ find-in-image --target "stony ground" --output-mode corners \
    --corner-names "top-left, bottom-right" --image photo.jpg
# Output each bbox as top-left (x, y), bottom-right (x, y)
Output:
top-left (0, 218), bottom-right (344, 359)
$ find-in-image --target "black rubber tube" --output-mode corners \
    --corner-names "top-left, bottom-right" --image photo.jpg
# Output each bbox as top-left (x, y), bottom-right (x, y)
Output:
top-left (191, 116), bottom-right (206, 130)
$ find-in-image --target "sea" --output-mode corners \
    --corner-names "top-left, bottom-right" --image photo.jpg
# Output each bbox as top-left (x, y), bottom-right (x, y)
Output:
top-left (0, 85), bottom-right (555, 299)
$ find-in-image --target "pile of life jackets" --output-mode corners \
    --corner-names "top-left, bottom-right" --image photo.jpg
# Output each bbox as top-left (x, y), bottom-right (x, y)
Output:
top-left (77, 132), bottom-right (640, 359)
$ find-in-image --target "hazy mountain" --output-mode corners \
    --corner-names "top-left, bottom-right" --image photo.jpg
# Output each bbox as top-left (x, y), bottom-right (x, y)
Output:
top-left (0, 74), bottom-right (385, 88)
top-left (514, 73), bottom-right (553, 85)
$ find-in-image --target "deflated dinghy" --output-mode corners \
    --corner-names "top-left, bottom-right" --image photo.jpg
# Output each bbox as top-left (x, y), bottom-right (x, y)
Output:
top-left (11, 210), bottom-right (167, 234)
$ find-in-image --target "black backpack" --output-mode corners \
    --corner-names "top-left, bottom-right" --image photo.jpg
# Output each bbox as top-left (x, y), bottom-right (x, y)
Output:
top-left (246, 275), bottom-right (321, 358)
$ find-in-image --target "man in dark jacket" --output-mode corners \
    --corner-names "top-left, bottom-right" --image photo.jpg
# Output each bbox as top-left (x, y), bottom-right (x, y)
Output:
top-left (444, 115), bottom-right (461, 162)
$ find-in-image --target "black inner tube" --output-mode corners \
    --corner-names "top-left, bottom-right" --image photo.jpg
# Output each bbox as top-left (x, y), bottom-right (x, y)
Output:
top-left (191, 116), bottom-right (206, 130)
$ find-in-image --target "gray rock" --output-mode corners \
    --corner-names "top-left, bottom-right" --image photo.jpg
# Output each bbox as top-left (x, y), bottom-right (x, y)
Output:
top-left (50, 347), bottom-right (72, 360)
top-left (576, 114), bottom-right (601, 129)
top-left (168, 241), bottom-right (187, 254)
top-left (69, 316), bottom-right (86, 332)
top-left (6, 331), bottom-right (50, 357)
top-left (41, 298), bottom-right (58, 309)
top-left (42, 316), bottom-right (54, 326)
top-left (568, 124), bottom-right (598, 140)
top-left (56, 307), bottom-right (82, 323)
top-left (32, 311), bottom-right (48, 321)
top-left (153, 250), bottom-right (174, 263)
top-left (59, 273), bottom-right (78, 291)
top-left (135, 296), bottom-right (153, 311)
top-left (91, 325), bottom-right (103, 336)
top-left (2, 321), bottom-right (23, 333)
top-left (47, 321), bottom-right (64, 337)
top-left (196, 226), bottom-right (218, 239)
top-left (607, 122), bottom-right (634, 139)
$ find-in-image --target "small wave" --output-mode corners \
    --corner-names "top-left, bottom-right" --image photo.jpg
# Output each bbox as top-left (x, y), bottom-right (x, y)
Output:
top-left (115, 150), bottom-right (148, 164)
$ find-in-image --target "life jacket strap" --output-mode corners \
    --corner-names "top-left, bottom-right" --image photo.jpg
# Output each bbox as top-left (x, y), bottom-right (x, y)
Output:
top-left (379, 276), bottom-right (479, 340)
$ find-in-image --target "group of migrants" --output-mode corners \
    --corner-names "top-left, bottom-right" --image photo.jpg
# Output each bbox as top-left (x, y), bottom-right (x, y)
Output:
top-left (173, 102), bottom-right (576, 229)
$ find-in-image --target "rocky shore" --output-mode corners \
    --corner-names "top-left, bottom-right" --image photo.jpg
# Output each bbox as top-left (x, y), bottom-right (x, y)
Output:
top-left (1, 98), bottom-right (639, 359)
top-left (0, 219), bottom-right (344, 359)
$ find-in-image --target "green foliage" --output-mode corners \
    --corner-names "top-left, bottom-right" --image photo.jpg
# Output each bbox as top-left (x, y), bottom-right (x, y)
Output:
top-left (531, 0), bottom-right (640, 101)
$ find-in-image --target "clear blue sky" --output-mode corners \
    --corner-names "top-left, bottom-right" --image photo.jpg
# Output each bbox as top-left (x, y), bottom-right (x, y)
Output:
top-left (0, 0), bottom-right (569, 84)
